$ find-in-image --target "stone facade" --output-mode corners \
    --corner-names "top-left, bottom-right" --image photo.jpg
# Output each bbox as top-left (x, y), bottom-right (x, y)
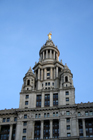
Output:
top-left (0, 38), bottom-right (93, 140)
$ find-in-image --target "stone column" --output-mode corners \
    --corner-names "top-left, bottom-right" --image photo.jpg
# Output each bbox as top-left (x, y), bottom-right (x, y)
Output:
top-left (50, 50), bottom-right (52, 58)
top-left (15, 121), bottom-right (22, 140)
top-left (50, 92), bottom-right (53, 107)
top-left (83, 119), bottom-right (86, 137)
top-left (77, 119), bottom-right (79, 136)
top-left (59, 118), bottom-right (66, 137)
top-left (56, 67), bottom-right (58, 78)
top-left (46, 50), bottom-right (48, 58)
top-left (54, 68), bottom-right (55, 79)
top-left (71, 117), bottom-right (77, 136)
top-left (9, 124), bottom-right (13, 140)
top-left (27, 121), bottom-right (34, 139)
top-left (41, 93), bottom-right (44, 107)
top-left (38, 68), bottom-right (40, 80)
top-left (44, 68), bottom-right (46, 80)
top-left (53, 51), bottom-right (55, 59)
top-left (43, 51), bottom-right (44, 60)
top-left (41, 69), bottom-right (43, 81)
top-left (50, 120), bottom-right (53, 138)
top-left (40, 121), bottom-right (44, 139)
top-left (50, 68), bottom-right (52, 79)
top-left (0, 125), bottom-right (1, 132)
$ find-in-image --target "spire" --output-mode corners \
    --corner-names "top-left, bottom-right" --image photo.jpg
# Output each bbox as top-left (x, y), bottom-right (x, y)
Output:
top-left (28, 67), bottom-right (32, 73)
top-left (64, 63), bottom-right (69, 69)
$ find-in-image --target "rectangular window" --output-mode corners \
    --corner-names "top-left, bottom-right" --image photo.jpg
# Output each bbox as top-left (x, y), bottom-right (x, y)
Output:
top-left (44, 113), bottom-right (46, 118)
top-left (56, 112), bottom-right (58, 117)
top-left (25, 101), bottom-right (28, 105)
top-left (35, 114), bottom-right (38, 118)
top-left (45, 94), bottom-right (50, 107)
top-left (65, 91), bottom-right (69, 95)
top-left (67, 133), bottom-right (71, 137)
top-left (6, 118), bottom-right (10, 122)
top-left (85, 111), bottom-right (88, 116)
top-left (53, 112), bottom-right (55, 117)
top-left (23, 129), bottom-right (26, 133)
top-left (78, 112), bottom-right (81, 116)
top-left (53, 120), bottom-right (59, 138)
top-left (47, 73), bottom-right (50, 76)
top-left (36, 95), bottom-right (41, 107)
top-left (53, 93), bottom-right (58, 106)
top-left (24, 114), bottom-right (27, 119)
top-left (89, 111), bottom-right (93, 116)
top-left (66, 118), bottom-right (70, 123)
top-left (66, 97), bottom-right (69, 102)
top-left (44, 120), bottom-right (50, 139)
top-left (34, 121), bottom-right (41, 140)
top-left (3, 118), bottom-right (6, 122)
top-left (23, 121), bottom-right (27, 126)
top-left (47, 113), bottom-right (50, 117)
top-left (66, 111), bottom-right (70, 115)
top-left (39, 114), bottom-right (41, 118)
top-left (22, 136), bottom-right (26, 140)
top-left (14, 117), bottom-right (17, 122)
top-left (67, 125), bottom-right (70, 130)
top-left (26, 95), bottom-right (29, 99)
top-left (45, 83), bottom-right (47, 86)
top-left (48, 82), bottom-right (50, 86)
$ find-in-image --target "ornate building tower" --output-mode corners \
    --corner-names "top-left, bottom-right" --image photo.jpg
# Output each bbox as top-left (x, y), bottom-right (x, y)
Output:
top-left (0, 34), bottom-right (93, 140)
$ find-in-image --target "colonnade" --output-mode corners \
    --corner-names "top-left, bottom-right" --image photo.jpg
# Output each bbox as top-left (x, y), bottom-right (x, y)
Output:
top-left (35, 66), bottom-right (59, 81)
top-left (40, 50), bottom-right (58, 61)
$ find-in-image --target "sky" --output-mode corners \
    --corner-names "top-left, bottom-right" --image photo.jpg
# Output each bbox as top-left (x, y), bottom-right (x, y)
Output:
top-left (0, 0), bottom-right (93, 110)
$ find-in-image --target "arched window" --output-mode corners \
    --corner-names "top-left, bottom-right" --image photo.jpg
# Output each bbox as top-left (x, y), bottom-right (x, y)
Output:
top-left (27, 80), bottom-right (30, 85)
top-left (65, 76), bottom-right (68, 82)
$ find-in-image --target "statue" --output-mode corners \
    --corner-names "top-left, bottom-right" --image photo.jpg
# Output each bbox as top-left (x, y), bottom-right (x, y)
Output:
top-left (47, 32), bottom-right (52, 40)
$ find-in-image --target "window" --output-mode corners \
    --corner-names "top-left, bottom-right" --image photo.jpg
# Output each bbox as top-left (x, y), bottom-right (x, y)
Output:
top-left (14, 117), bottom-right (17, 122)
top-left (24, 114), bottom-right (27, 119)
top-left (23, 129), bottom-right (26, 133)
top-left (65, 76), bottom-right (68, 82)
top-left (78, 112), bottom-right (81, 116)
top-left (39, 114), bottom-right (41, 118)
top-left (27, 88), bottom-right (29, 90)
top-left (67, 125), bottom-right (70, 130)
top-left (44, 120), bottom-right (50, 139)
top-left (56, 112), bottom-right (58, 117)
top-left (47, 113), bottom-right (50, 117)
top-left (45, 83), bottom-right (47, 86)
top-left (44, 113), bottom-right (46, 118)
top-left (66, 118), bottom-right (70, 123)
top-left (53, 120), bottom-right (59, 138)
top-left (53, 93), bottom-right (58, 106)
top-left (53, 112), bottom-right (55, 117)
top-left (85, 111), bottom-right (88, 116)
top-left (26, 95), bottom-right (29, 99)
top-left (66, 111), bottom-right (70, 115)
top-left (89, 111), bottom-right (93, 116)
top-left (3, 118), bottom-right (6, 122)
top-left (34, 121), bottom-right (41, 139)
top-left (47, 73), bottom-right (50, 76)
top-left (66, 97), bottom-right (69, 102)
top-left (22, 136), bottom-right (26, 140)
top-left (52, 82), bottom-right (54, 86)
top-left (23, 122), bottom-right (27, 126)
top-left (35, 114), bottom-right (38, 118)
top-left (67, 133), bottom-right (71, 137)
top-left (36, 95), bottom-right (41, 107)
top-left (45, 94), bottom-right (50, 107)
top-left (48, 82), bottom-right (50, 86)
top-left (25, 101), bottom-right (28, 105)
top-left (27, 80), bottom-right (30, 85)
top-left (65, 91), bottom-right (69, 95)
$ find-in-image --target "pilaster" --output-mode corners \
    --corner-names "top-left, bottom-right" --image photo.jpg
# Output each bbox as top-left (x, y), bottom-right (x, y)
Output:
top-left (41, 69), bottom-right (43, 81)
top-left (41, 93), bottom-right (44, 107)
top-left (50, 92), bottom-right (53, 107)
top-left (50, 120), bottom-right (53, 138)
top-left (50, 50), bottom-right (52, 58)
top-left (71, 117), bottom-right (77, 136)
top-left (15, 121), bottom-right (22, 140)
top-left (50, 68), bottom-right (52, 79)
top-left (44, 68), bottom-right (46, 80)
top-left (46, 50), bottom-right (48, 58)
top-left (83, 119), bottom-right (86, 137)
top-left (38, 68), bottom-right (40, 80)
top-left (40, 120), bottom-right (44, 139)
top-left (9, 124), bottom-right (13, 140)
top-left (59, 118), bottom-right (66, 137)
top-left (53, 51), bottom-right (55, 59)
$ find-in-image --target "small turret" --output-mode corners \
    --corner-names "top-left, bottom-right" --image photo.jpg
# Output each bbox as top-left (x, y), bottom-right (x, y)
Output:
top-left (22, 67), bottom-right (35, 91)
